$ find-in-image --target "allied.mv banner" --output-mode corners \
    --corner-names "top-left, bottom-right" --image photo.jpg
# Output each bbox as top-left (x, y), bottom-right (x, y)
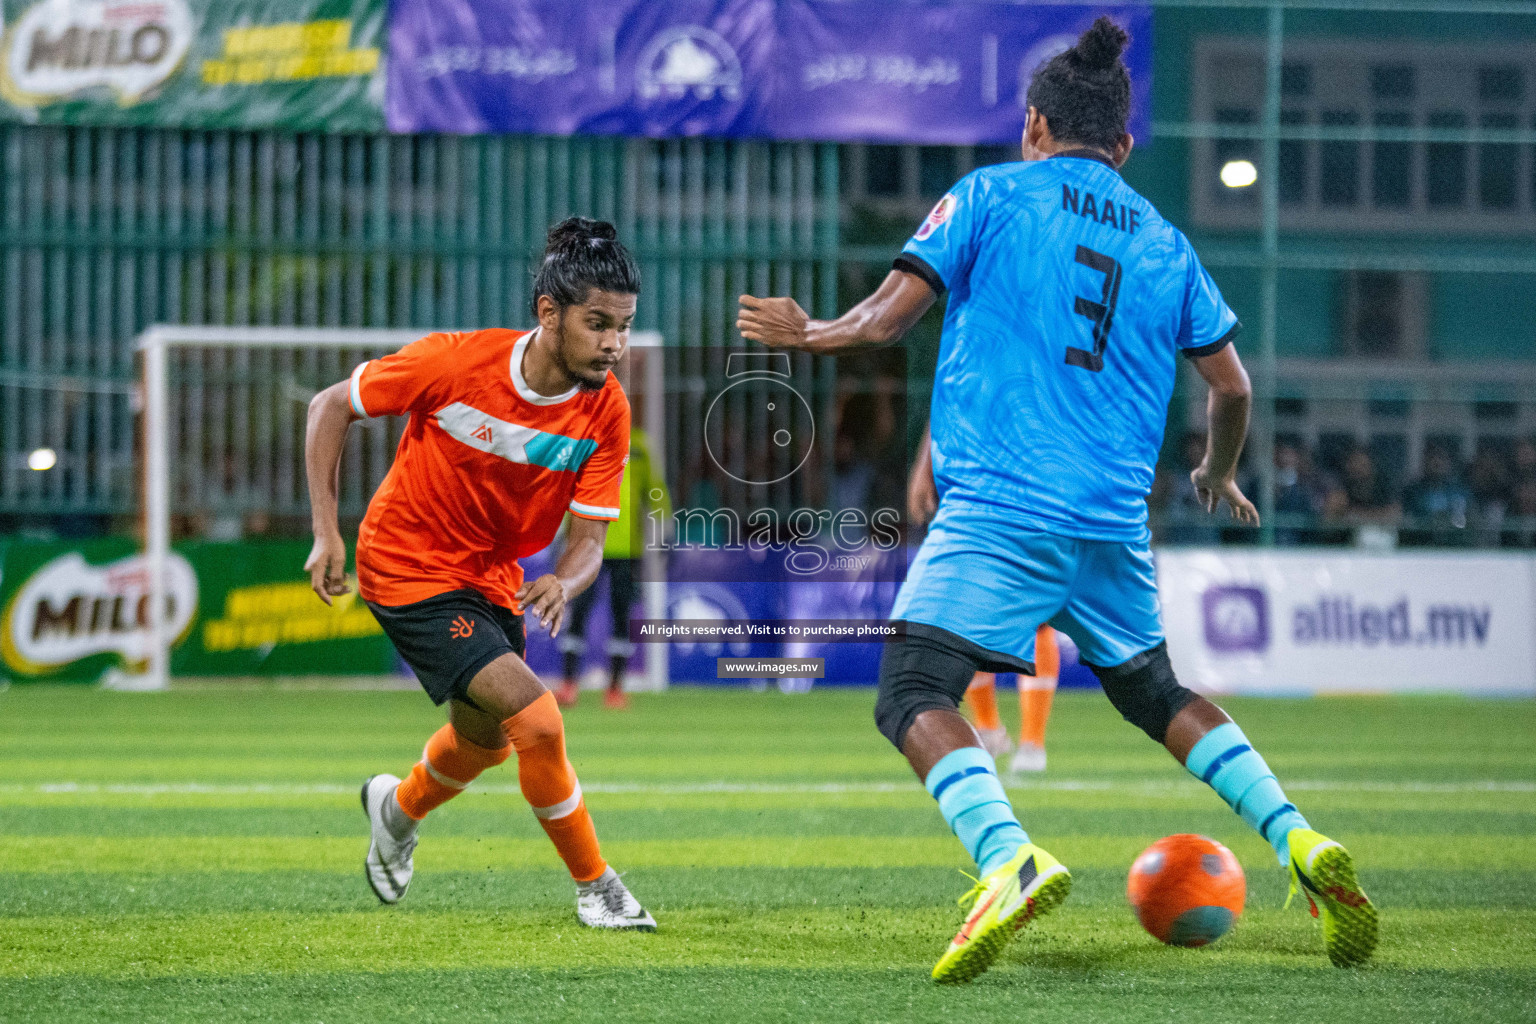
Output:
top-left (1158, 549), bottom-right (1536, 696)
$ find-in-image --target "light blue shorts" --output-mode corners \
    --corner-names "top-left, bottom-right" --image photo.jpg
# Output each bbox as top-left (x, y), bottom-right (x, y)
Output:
top-left (891, 509), bottom-right (1163, 670)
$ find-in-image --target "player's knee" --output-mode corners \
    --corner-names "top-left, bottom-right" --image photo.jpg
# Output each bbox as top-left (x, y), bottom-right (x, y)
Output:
top-left (519, 716), bottom-right (564, 749)
top-left (872, 683), bottom-right (915, 750)
top-left (1088, 642), bottom-right (1197, 744)
top-left (874, 635), bottom-right (972, 750)
top-left (505, 692), bottom-right (567, 751)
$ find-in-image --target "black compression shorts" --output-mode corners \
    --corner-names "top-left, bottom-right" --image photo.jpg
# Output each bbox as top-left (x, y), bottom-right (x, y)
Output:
top-left (367, 588), bottom-right (526, 705)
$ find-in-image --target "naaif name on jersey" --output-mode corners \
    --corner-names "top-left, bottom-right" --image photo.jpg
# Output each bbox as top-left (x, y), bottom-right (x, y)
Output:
top-left (1061, 184), bottom-right (1142, 235)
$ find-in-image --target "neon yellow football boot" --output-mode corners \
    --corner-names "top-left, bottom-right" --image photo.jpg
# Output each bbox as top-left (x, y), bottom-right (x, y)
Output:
top-left (1286, 828), bottom-right (1378, 967)
top-left (931, 843), bottom-right (1072, 983)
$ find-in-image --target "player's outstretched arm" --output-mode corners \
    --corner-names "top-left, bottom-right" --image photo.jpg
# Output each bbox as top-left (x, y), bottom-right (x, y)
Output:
top-left (521, 515), bottom-right (608, 637)
top-left (1189, 346), bottom-right (1260, 526)
top-left (304, 380), bottom-right (362, 604)
top-left (737, 269), bottom-right (936, 355)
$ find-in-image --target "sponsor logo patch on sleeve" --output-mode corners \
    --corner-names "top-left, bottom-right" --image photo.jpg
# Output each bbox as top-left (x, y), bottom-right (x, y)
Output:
top-left (914, 193), bottom-right (957, 241)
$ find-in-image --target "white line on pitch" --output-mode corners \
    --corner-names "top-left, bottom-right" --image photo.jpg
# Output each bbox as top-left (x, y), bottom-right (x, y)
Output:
top-left (1, 779), bottom-right (1531, 797)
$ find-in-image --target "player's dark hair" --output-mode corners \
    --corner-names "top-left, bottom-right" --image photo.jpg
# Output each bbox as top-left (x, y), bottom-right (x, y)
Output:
top-left (1025, 16), bottom-right (1132, 153)
top-left (530, 216), bottom-right (640, 317)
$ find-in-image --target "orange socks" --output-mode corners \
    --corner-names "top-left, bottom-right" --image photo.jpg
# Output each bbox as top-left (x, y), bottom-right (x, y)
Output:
top-left (391, 692), bottom-right (606, 883)
top-left (1020, 626), bottom-right (1059, 748)
top-left (965, 672), bottom-right (1002, 730)
top-left (394, 723), bottom-right (512, 820)
top-left (503, 691), bottom-right (607, 883)
top-left (966, 628), bottom-right (1059, 747)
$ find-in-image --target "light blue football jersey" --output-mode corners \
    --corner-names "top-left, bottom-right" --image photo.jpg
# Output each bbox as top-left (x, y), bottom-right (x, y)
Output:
top-left (897, 151), bottom-right (1239, 542)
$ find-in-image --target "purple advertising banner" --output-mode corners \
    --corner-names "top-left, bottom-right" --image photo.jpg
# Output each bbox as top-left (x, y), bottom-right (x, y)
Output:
top-left (386, 0), bottom-right (1152, 144)
top-left (773, 2), bottom-right (1152, 145)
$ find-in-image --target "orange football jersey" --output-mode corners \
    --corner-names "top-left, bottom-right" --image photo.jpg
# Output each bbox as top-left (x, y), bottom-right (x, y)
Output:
top-left (349, 327), bottom-right (630, 610)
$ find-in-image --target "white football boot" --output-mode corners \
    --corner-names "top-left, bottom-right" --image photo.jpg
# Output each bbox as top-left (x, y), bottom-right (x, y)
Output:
top-left (1008, 742), bottom-right (1048, 775)
top-left (577, 867), bottom-right (657, 930)
top-left (361, 773), bottom-right (417, 904)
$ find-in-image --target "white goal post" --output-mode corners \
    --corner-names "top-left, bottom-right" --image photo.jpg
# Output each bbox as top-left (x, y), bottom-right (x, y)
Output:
top-left (136, 324), bottom-right (669, 692)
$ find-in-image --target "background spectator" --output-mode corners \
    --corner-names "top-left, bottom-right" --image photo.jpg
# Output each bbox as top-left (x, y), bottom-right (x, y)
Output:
top-left (1326, 445), bottom-right (1400, 526)
top-left (1508, 476), bottom-right (1536, 548)
top-left (1144, 433), bottom-right (1536, 547)
top-left (1514, 438), bottom-right (1536, 485)
top-left (1273, 439), bottom-right (1331, 545)
top-left (1401, 443), bottom-right (1471, 545)
top-left (1468, 447), bottom-right (1510, 521)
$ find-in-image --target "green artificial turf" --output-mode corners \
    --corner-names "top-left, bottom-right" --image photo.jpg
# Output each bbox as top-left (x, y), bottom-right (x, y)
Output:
top-left (1, 685), bottom-right (1532, 1023)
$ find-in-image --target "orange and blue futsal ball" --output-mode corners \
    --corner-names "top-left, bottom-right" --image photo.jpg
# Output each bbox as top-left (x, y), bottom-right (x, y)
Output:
top-left (1127, 834), bottom-right (1246, 947)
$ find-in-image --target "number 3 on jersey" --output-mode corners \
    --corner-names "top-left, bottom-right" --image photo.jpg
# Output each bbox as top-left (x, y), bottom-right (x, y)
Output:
top-left (1067, 245), bottom-right (1122, 373)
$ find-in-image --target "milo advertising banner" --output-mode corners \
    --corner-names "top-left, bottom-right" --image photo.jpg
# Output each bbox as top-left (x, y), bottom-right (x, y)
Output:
top-left (0, 0), bottom-right (385, 131)
top-left (0, 538), bottom-right (397, 684)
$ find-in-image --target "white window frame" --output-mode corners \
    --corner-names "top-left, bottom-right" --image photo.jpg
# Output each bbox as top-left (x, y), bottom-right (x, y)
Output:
top-left (839, 143), bottom-right (1017, 218)
top-left (1191, 36), bottom-right (1536, 235)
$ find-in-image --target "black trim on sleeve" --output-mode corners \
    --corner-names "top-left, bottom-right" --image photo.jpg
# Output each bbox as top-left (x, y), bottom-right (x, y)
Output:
top-left (893, 253), bottom-right (945, 296)
top-left (1181, 321), bottom-right (1243, 360)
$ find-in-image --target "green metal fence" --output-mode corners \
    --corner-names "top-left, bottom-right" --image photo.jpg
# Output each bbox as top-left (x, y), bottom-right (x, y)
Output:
top-left (0, 129), bottom-right (839, 518)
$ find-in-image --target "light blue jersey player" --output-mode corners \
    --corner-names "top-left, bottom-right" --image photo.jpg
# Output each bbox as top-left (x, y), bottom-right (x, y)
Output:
top-left (889, 144), bottom-right (1239, 672)
top-left (739, 17), bottom-right (1377, 983)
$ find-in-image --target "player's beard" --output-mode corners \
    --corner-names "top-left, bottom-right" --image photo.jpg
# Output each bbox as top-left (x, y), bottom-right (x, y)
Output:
top-left (553, 314), bottom-right (610, 393)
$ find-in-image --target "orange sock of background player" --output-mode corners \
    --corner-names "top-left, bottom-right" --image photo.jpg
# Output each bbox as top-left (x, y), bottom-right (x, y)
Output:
top-left (504, 691), bottom-right (607, 882)
top-left (1020, 626), bottom-right (1059, 748)
top-left (966, 672), bottom-right (1001, 731)
top-left (395, 723), bottom-right (511, 820)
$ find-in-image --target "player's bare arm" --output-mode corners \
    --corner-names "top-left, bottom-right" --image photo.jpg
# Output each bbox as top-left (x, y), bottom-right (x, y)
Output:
top-left (737, 269), bottom-right (936, 354)
top-left (303, 379), bottom-right (362, 605)
top-left (907, 422), bottom-right (937, 527)
top-left (1189, 345), bottom-right (1260, 525)
top-left (520, 515), bottom-right (608, 638)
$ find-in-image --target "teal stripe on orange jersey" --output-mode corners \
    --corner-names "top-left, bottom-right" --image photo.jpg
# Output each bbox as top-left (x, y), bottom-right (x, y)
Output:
top-left (433, 402), bottom-right (599, 473)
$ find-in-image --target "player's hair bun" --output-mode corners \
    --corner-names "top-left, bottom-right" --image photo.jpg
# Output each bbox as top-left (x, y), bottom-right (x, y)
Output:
top-left (532, 216), bottom-right (640, 316)
top-left (545, 216), bottom-right (619, 252)
top-left (1074, 17), bottom-right (1129, 72)
top-left (1024, 15), bottom-right (1132, 151)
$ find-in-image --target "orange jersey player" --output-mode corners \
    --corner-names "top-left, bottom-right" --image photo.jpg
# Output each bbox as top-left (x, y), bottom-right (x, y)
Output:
top-left (303, 218), bottom-right (655, 930)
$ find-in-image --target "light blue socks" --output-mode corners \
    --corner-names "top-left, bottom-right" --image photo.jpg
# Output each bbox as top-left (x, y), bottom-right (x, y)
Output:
top-left (1185, 722), bottom-right (1310, 865)
top-left (924, 747), bottom-right (1029, 876)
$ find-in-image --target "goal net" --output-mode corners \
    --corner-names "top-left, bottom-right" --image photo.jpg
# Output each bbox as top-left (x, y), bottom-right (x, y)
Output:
top-left (135, 324), bottom-right (669, 691)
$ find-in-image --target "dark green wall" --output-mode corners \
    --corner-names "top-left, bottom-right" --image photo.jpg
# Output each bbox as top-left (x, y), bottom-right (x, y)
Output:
top-left (1433, 275), bottom-right (1536, 361)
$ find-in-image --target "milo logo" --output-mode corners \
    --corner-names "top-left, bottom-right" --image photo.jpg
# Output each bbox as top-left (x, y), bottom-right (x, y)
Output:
top-left (2, 0), bottom-right (194, 107)
top-left (1, 550), bottom-right (197, 676)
